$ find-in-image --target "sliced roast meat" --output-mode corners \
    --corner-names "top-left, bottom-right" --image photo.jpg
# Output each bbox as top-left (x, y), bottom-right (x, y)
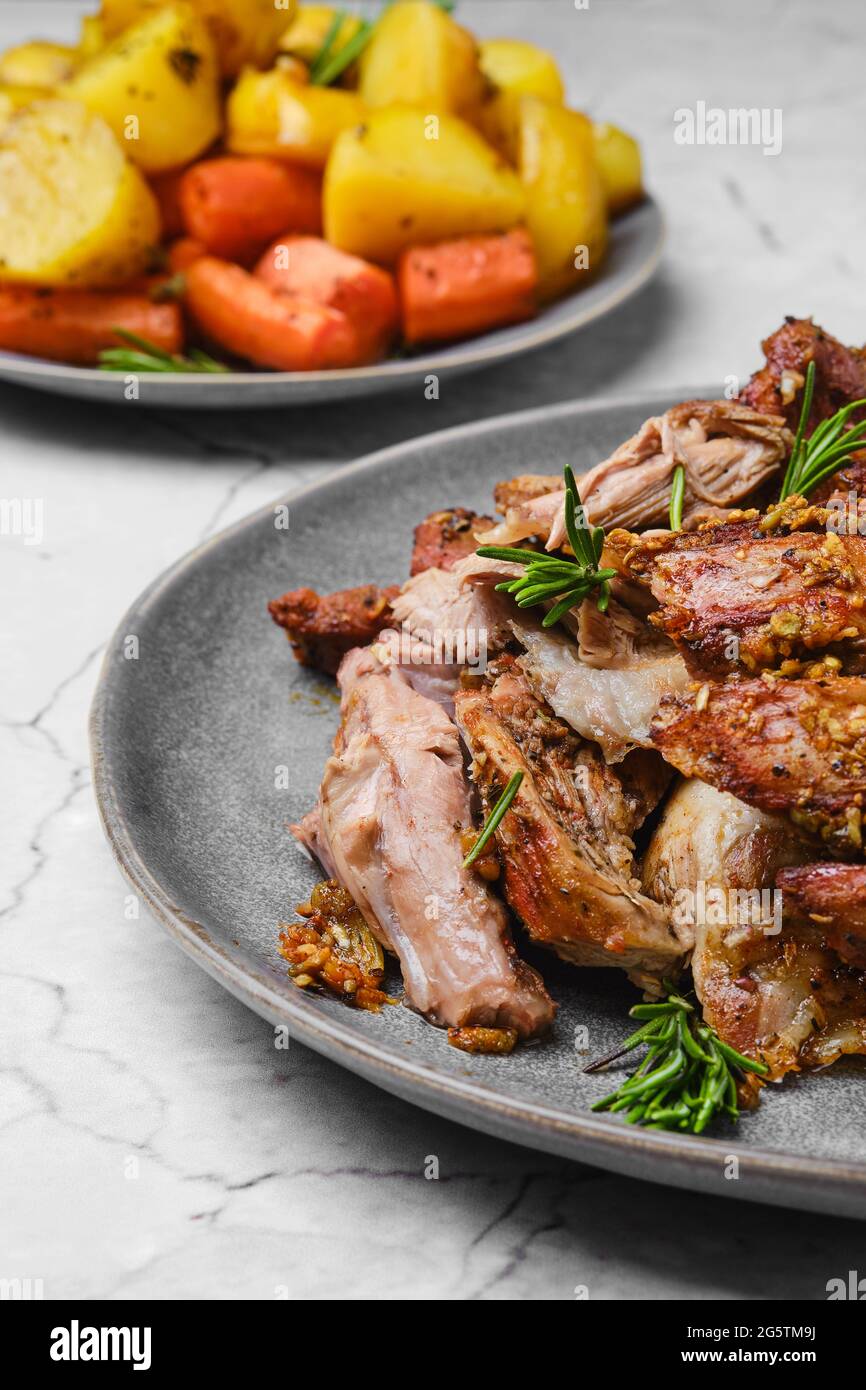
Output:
top-left (642, 777), bottom-right (864, 1077)
top-left (512, 610), bottom-right (690, 763)
top-left (623, 500), bottom-right (866, 679)
top-left (777, 863), bottom-right (866, 970)
top-left (387, 554), bottom-right (514, 706)
top-left (410, 507), bottom-right (492, 576)
top-left (293, 647), bottom-right (555, 1036)
top-left (493, 474), bottom-right (561, 514)
top-left (739, 317), bottom-right (866, 432)
top-left (651, 677), bottom-right (866, 855)
top-left (269, 582), bottom-right (398, 676)
top-left (480, 400), bottom-right (791, 548)
top-left (455, 665), bottom-right (687, 989)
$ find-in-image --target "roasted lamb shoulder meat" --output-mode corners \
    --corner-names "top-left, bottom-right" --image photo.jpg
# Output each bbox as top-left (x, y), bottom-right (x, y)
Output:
top-left (269, 583), bottom-right (398, 676)
top-left (480, 400), bottom-right (791, 547)
top-left (620, 498), bottom-right (866, 680)
top-left (511, 604), bottom-right (690, 763)
top-left (387, 553), bottom-right (515, 706)
top-left (268, 510), bottom-right (493, 679)
top-left (293, 647), bottom-right (555, 1036)
top-left (651, 677), bottom-right (866, 855)
top-left (642, 777), bottom-right (865, 1077)
top-left (739, 317), bottom-right (866, 431)
top-left (410, 507), bottom-right (493, 575)
top-left (777, 863), bottom-right (866, 971)
top-left (454, 664), bottom-right (687, 987)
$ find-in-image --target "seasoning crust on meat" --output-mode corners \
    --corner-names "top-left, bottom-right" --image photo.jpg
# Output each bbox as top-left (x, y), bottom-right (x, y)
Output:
top-left (272, 318), bottom-right (866, 1106)
top-left (621, 499), bottom-right (866, 679)
top-left (268, 583), bottom-right (398, 676)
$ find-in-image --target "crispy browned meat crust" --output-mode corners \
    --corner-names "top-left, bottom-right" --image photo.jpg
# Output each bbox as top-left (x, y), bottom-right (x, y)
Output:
top-left (279, 880), bottom-right (394, 1012)
top-left (409, 507), bottom-right (492, 576)
top-left (651, 677), bottom-right (866, 853)
top-left (696, 922), bottom-right (866, 1076)
top-left (456, 666), bottom-right (685, 980)
top-left (268, 583), bottom-right (399, 676)
top-left (638, 778), bottom-right (866, 1078)
top-left (622, 502), bottom-right (866, 679)
top-left (777, 863), bottom-right (866, 970)
top-left (739, 317), bottom-right (866, 430)
top-left (446, 1025), bottom-right (518, 1054)
top-left (493, 474), bottom-right (560, 515)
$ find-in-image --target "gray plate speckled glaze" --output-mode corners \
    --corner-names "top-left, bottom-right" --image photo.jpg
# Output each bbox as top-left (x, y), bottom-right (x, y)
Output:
top-left (0, 201), bottom-right (661, 409)
top-left (91, 392), bottom-right (866, 1218)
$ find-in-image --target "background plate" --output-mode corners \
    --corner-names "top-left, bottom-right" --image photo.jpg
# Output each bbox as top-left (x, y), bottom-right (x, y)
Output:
top-left (91, 391), bottom-right (866, 1217)
top-left (0, 201), bottom-right (662, 408)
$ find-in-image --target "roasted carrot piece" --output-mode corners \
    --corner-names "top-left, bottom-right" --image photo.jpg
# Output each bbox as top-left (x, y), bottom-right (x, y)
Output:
top-left (184, 257), bottom-right (366, 371)
top-left (179, 157), bottom-right (322, 262)
top-left (168, 237), bottom-right (207, 273)
top-left (255, 235), bottom-right (398, 359)
top-left (0, 286), bottom-right (183, 365)
top-left (397, 228), bottom-right (538, 346)
top-left (149, 169), bottom-right (186, 240)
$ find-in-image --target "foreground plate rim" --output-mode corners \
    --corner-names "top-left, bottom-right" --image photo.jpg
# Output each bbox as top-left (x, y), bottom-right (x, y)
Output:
top-left (89, 389), bottom-right (866, 1217)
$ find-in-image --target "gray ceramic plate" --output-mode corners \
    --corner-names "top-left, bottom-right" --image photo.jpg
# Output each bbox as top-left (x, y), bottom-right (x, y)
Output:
top-left (1, 201), bottom-right (662, 409)
top-left (91, 391), bottom-right (866, 1218)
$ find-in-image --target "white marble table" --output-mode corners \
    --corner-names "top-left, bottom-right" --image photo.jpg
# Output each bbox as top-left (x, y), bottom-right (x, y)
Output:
top-left (2, 0), bottom-right (865, 1300)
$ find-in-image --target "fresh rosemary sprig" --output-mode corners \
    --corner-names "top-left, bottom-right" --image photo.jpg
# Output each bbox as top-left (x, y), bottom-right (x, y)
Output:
top-left (463, 771), bottom-right (523, 868)
top-left (669, 463), bottom-right (685, 530)
top-left (99, 330), bottom-right (229, 374)
top-left (779, 359), bottom-right (866, 501)
top-left (310, 1), bottom-right (457, 86)
top-left (309, 10), bottom-right (371, 85)
top-left (586, 987), bottom-right (769, 1134)
top-left (477, 465), bottom-right (615, 627)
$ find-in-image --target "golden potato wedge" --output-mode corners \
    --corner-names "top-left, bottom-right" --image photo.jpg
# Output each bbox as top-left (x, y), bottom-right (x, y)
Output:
top-left (324, 105), bottom-right (526, 265)
top-left (0, 83), bottom-right (53, 115)
top-left (226, 68), bottom-right (364, 168)
top-left (0, 42), bottom-right (77, 88)
top-left (0, 99), bottom-right (160, 287)
top-left (478, 39), bottom-right (564, 104)
top-left (592, 121), bottom-right (643, 214)
top-left (358, 0), bottom-right (484, 117)
top-left (99, 0), bottom-right (293, 76)
top-left (64, 3), bottom-right (221, 174)
top-left (78, 16), bottom-right (107, 61)
top-left (514, 99), bottom-right (608, 301)
top-left (278, 6), bottom-right (363, 67)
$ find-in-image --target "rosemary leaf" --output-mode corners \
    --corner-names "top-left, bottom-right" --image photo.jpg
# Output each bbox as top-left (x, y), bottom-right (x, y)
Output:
top-left (476, 465), bottom-right (612, 627)
top-left (463, 771), bottom-right (523, 868)
top-left (587, 985), bottom-right (769, 1134)
top-left (779, 358), bottom-right (866, 501)
top-left (669, 462), bottom-right (685, 530)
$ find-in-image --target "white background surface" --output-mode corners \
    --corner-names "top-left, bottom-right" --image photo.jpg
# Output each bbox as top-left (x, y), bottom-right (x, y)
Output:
top-left (2, 0), bottom-right (865, 1300)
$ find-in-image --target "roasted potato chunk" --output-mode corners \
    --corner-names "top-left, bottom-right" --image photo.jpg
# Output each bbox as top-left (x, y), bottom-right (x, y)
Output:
top-left (0, 83), bottom-right (52, 124)
top-left (592, 121), bottom-right (643, 214)
top-left (99, 0), bottom-right (292, 76)
top-left (358, 0), bottom-right (484, 117)
top-left (78, 16), bottom-right (107, 61)
top-left (0, 41), bottom-right (77, 88)
top-left (0, 99), bottom-right (160, 287)
top-left (478, 39), bottom-right (564, 104)
top-left (324, 105), bottom-right (526, 264)
top-left (226, 68), bottom-right (364, 169)
top-left (512, 98), bottom-right (608, 301)
top-left (64, 3), bottom-right (221, 173)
